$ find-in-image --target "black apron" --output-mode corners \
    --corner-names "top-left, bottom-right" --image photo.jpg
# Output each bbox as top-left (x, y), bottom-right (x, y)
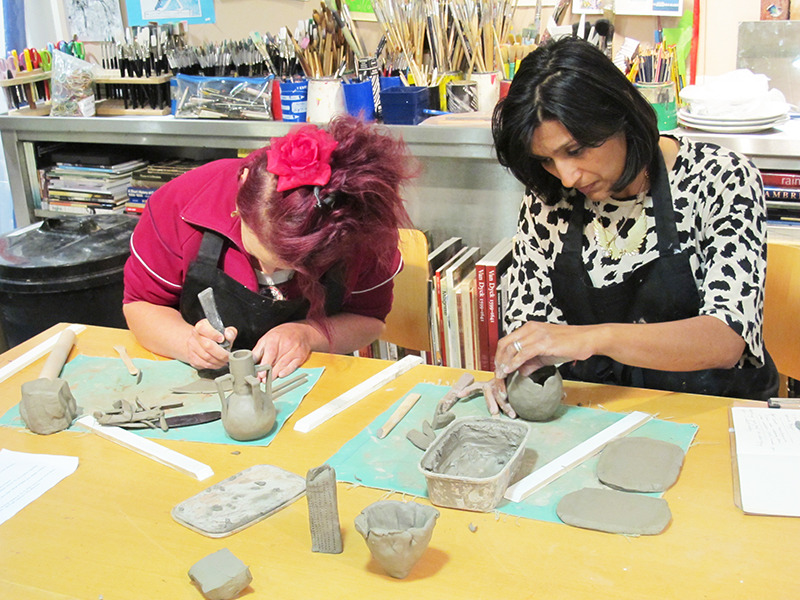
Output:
top-left (180, 230), bottom-right (346, 352)
top-left (550, 152), bottom-right (778, 401)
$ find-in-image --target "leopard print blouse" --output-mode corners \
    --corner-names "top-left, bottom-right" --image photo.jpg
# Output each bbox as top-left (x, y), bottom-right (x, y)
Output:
top-left (504, 136), bottom-right (767, 367)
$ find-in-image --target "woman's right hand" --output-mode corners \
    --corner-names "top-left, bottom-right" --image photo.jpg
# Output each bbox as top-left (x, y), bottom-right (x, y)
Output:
top-left (185, 319), bottom-right (237, 370)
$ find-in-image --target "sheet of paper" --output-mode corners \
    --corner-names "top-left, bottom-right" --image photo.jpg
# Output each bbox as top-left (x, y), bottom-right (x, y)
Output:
top-left (731, 407), bottom-right (800, 517)
top-left (0, 449), bottom-right (79, 526)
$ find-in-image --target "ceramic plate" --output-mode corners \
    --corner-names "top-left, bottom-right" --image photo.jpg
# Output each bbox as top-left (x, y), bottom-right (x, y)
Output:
top-left (677, 119), bottom-right (783, 134)
top-left (677, 109), bottom-right (787, 127)
top-left (678, 103), bottom-right (790, 124)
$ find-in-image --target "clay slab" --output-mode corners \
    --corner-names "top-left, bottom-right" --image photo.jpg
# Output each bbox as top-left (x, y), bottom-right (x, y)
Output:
top-left (556, 487), bottom-right (672, 535)
top-left (597, 436), bottom-right (685, 493)
top-left (173, 464), bottom-right (305, 537)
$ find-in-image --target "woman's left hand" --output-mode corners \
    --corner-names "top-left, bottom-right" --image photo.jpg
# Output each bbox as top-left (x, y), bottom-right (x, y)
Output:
top-left (252, 322), bottom-right (319, 379)
top-left (495, 321), bottom-right (595, 379)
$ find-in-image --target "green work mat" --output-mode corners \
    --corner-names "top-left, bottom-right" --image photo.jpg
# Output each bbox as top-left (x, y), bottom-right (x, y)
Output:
top-left (328, 382), bottom-right (698, 523)
top-left (0, 355), bottom-right (323, 447)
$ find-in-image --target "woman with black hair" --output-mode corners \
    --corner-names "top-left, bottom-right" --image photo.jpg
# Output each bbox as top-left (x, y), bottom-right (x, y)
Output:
top-left (472, 37), bottom-right (778, 415)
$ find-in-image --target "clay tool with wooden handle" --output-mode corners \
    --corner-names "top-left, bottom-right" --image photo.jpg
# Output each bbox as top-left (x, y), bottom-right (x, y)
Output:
top-left (114, 345), bottom-right (142, 384)
top-left (377, 393), bottom-right (421, 439)
top-left (19, 328), bottom-right (79, 435)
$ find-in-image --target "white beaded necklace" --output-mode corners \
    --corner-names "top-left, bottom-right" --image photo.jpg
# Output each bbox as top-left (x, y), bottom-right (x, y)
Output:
top-left (590, 174), bottom-right (649, 260)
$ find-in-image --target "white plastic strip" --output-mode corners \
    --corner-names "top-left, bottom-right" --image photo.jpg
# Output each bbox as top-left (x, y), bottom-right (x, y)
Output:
top-left (75, 416), bottom-right (214, 481)
top-left (504, 410), bottom-right (653, 503)
top-left (0, 324), bottom-right (86, 384)
top-left (294, 355), bottom-right (424, 433)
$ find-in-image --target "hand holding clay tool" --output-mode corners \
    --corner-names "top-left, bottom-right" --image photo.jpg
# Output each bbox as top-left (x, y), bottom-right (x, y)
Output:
top-left (432, 373), bottom-right (475, 429)
top-left (114, 345), bottom-right (142, 384)
top-left (377, 393), bottom-right (421, 439)
top-left (19, 328), bottom-right (79, 435)
top-left (198, 287), bottom-right (231, 350)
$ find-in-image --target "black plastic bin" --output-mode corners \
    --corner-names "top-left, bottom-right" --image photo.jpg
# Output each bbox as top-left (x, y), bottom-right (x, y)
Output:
top-left (0, 216), bottom-right (136, 348)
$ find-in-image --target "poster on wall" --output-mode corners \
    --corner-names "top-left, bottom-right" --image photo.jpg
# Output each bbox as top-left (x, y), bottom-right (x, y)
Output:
top-left (345, 0), bottom-right (376, 22)
top-left (614, 0), bottom-right (683, 16)
top-left (125, 0), bottom-right (215, 26)
top-left (64, 0), bottom-right (124, 41)
top-left (572, 0), bottom-right (604, 14)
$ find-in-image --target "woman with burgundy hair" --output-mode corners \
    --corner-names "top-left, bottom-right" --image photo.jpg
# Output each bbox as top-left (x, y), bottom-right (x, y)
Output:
top-left (123, 116), bottom-right (416, 378)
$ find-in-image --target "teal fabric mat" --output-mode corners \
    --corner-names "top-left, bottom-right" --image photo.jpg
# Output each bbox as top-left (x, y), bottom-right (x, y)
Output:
top-left (328, 382), bottom-right (698, 523)
top-left (0, 355), bottom-right (323, 447)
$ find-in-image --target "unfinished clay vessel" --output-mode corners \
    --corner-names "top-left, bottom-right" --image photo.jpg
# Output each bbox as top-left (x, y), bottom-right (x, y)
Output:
top-left (215, 350), bottom-right (275, 441)
top-left (354, 500), bottom-right (439, 579)
top-left (506, 365), bottom-right (564, 421)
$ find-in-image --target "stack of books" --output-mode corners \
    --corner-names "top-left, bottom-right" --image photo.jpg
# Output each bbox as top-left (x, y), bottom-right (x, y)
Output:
top-left (43, 158), bottom-right (149, 215)
top-left (126, 159), bottom-right (206, 215)
top-left (762, 169), bottom-right (800, 225)
top-left (428, 236), bottom-right (514, 370)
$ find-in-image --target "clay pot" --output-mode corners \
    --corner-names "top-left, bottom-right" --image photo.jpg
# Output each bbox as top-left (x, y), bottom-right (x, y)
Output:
top-left (215, 350), bottom-right (275, 441)
top-left (354, 500), bottom-right (439, 578)
top-left (506, 365), bottom-right (564, 421)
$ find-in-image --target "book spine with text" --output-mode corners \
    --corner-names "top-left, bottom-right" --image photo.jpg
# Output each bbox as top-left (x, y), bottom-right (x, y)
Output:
top-left (475, 263), bottom-right (490, 371)
top-left (761, 171), bottom-right (800, 188)
top-left (486, 265), bottom-right (499, 371)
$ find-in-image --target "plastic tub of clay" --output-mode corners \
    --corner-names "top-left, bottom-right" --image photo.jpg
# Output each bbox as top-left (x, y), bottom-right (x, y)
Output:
top-left (418, 416), bottom-right (530, 512)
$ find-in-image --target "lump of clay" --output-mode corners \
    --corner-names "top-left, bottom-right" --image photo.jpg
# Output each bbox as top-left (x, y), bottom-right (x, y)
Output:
top-left (597, 437), bottom-right (685, 493)
top-left (19, 379), bottom-right (78, 435)
top-left (506, 365), bottom-right (564, 421)
top-left (556, 487), bottom-right (672, 535)
top-left (354, 500), bottom-right (439, 578)
top-left (188, 548), bottom-right (252, 600)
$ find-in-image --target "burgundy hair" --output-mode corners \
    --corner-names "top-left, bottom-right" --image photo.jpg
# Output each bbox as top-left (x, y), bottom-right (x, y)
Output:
top-left (235, 115), bottom-right (417, 331)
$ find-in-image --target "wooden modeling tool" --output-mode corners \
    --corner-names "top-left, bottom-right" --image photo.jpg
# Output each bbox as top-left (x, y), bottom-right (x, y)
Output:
top-left (377, 393), bottom-right (421, 439)
top-left (114, 345), bottom-right (142, 384)
top-left (19, 328), bottom-right (79, 435)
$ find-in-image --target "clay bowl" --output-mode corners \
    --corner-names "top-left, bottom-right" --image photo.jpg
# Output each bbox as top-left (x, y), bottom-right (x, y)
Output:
top-left (354, 500), bottom-right (440, 579)
top-left (506, 365), bottom-right (564, 421)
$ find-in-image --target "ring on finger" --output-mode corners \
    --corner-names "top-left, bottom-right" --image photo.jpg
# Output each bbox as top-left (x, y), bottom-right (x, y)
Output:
top-left (513, 340), bottom-right (523, 353)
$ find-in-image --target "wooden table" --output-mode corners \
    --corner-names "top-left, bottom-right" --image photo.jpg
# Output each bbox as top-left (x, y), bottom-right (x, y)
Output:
top-left (0, 324), bottom-right (797, 600)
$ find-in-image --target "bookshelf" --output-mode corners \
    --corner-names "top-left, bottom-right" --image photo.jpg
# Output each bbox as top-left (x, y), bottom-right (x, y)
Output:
top-left (0, 116), bottom-right (524, 253)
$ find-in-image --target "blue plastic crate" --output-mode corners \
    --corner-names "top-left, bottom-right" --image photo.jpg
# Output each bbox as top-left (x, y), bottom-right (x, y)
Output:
top-left (380, 86), bottom-right (429, 125)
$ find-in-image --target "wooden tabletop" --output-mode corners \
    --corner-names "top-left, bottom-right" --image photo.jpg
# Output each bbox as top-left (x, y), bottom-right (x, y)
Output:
top-left (0, 324), bottom-right (797, 600)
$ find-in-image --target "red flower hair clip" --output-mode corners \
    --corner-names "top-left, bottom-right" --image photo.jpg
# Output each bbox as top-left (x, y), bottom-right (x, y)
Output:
top-left (266, 124), bottom-right (339, 193)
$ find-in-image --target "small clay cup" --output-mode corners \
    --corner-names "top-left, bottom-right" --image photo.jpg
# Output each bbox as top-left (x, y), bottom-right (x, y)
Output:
top-left (354, 500), bottom-right (439, 578)
top-left (506, 365), bottom-right (564, 421)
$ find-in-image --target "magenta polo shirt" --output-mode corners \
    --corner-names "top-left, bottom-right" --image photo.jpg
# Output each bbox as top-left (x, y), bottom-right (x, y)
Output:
top-left (123, 159), bottom-right (401, 322)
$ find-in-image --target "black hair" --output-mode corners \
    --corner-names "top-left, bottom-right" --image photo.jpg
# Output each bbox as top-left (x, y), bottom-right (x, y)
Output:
top-left (492, 37), bottom-right (660, 205)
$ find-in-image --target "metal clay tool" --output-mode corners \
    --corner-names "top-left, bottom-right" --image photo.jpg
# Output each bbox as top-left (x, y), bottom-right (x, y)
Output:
top-left (198, 287), bottom-right (231, 350)
top-left (306, 464), bottom-right (343, 553)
